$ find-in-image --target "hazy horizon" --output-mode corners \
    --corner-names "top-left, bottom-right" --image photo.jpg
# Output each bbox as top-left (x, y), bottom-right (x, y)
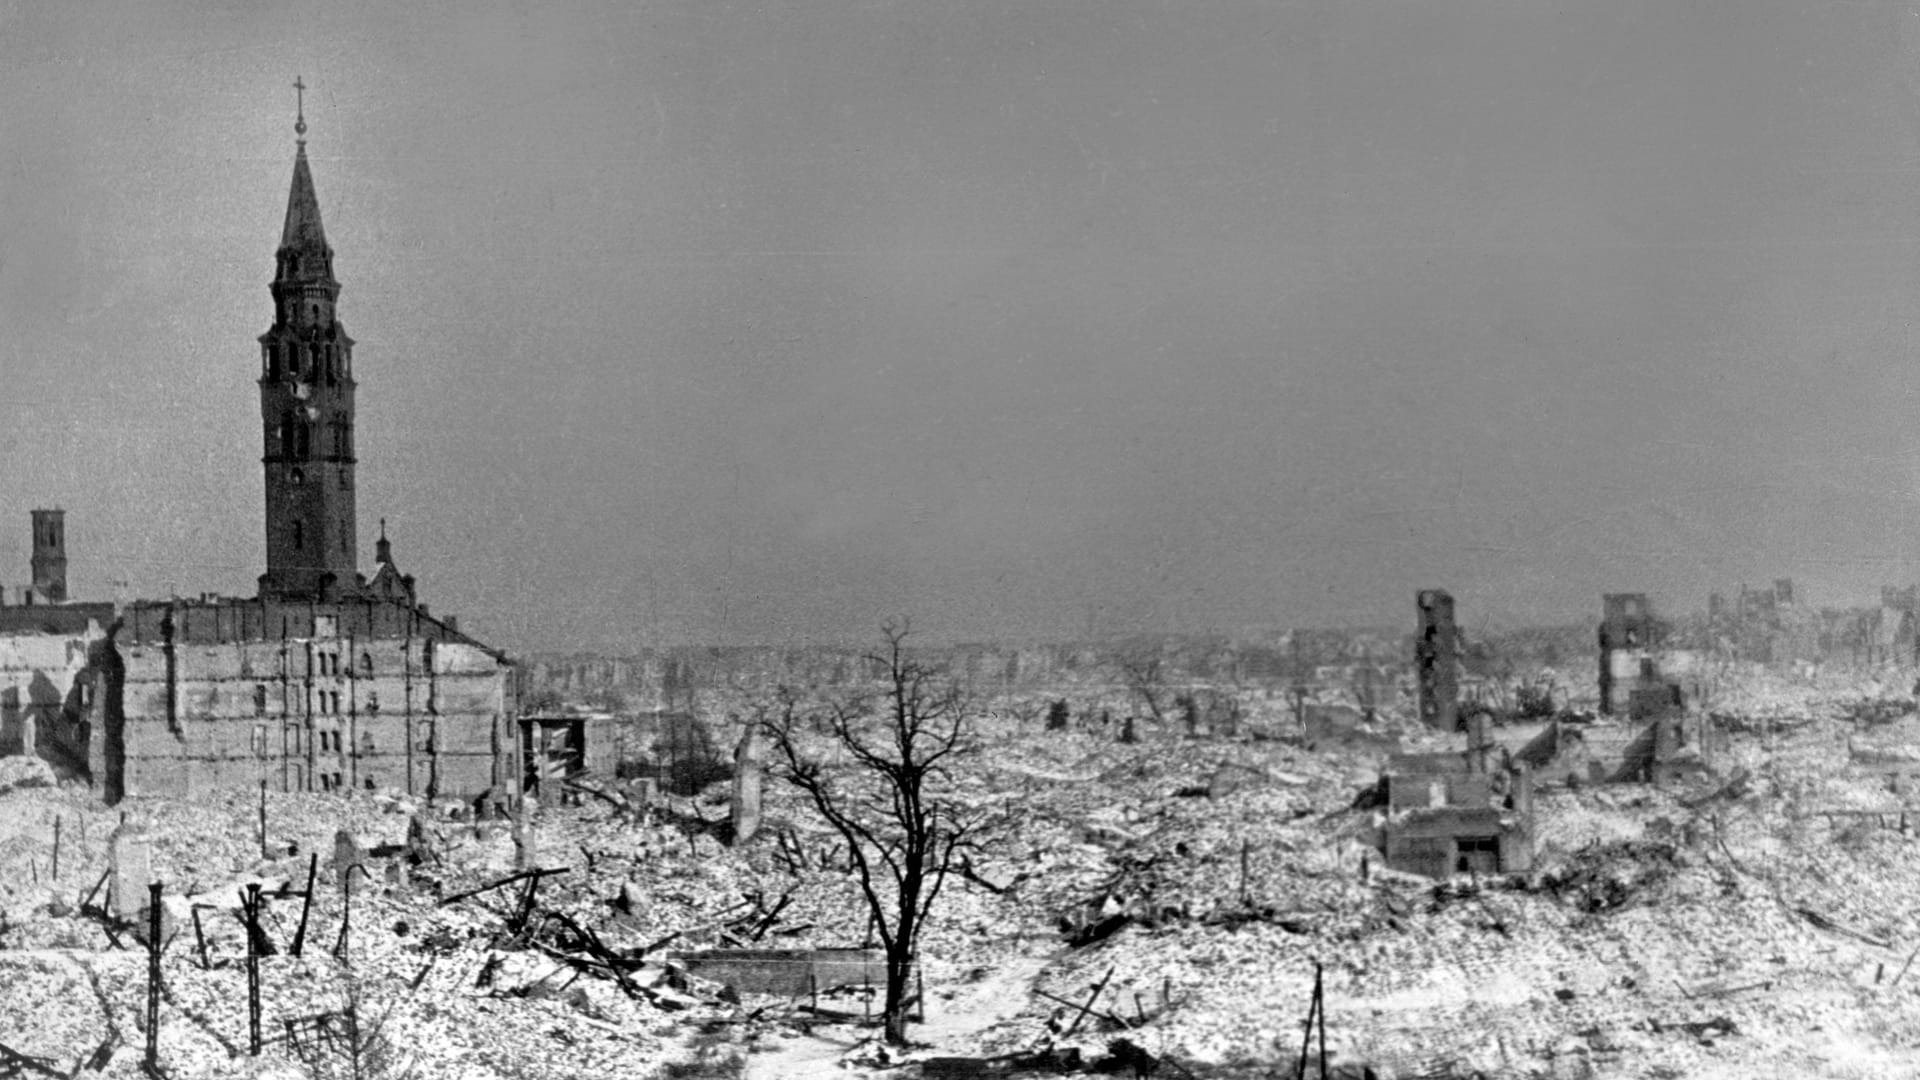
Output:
top-left (9, 2), bottom-right (1920, 653)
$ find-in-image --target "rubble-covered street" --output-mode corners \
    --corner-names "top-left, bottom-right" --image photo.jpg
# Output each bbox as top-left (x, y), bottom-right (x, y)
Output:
top-left (4, 674), bottom-right (1920, 1078)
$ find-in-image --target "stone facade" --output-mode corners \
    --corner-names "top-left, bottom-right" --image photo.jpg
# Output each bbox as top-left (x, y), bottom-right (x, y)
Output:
top-left (0, 583), bottom-right (514, 801)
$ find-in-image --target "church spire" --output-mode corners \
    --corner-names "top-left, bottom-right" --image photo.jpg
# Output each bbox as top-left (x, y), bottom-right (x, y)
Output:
top-left (279, 77), bottom-right (331, 276)
top-left (258, 78), bottom-right (358, 601)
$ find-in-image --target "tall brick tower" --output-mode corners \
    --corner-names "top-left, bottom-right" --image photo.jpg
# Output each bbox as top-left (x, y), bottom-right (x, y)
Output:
top-left (30, 508), bottom-right (66, 603)
top-left (1415, 588), bottom-right (1459, 731)
top-left (258, 79), bottom-right (358, 599)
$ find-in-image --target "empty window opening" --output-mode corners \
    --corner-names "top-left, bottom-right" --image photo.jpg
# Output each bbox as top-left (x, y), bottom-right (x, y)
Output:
top-left (1455, 835), bottom-right (1502, 875)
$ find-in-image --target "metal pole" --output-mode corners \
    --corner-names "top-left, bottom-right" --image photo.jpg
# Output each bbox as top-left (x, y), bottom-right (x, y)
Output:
top-left (334, 865), bottom-right (367, 967)
top-left (145, 881), bottom-right (161, 1074)
top-left (290, 853), bottom-right (317, 956)
top-left (192, 906), bottom-right (209, 969)
top-left (1316, 962), bottom-right (1328, 1080)
top-left (244, 883), bottom-right (262, 1055)
top-left (1294, 966), bottom-right (1318, 1080)
top-left (258, 779), bottom-right (268, 860)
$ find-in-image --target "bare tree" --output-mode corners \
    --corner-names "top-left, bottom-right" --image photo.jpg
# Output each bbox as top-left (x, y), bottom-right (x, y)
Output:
top-left (1116, 645), bottom-right (1169, 738)
top-left (761, 621), bottom-right (977, 1045)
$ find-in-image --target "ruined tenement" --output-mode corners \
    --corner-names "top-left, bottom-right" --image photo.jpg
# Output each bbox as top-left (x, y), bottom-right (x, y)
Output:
top-left (1415, 589), bottom-right (1459, 732)
top-left (1379, 713), bottom-right (1535, 878)
top-left (1597, 593), bottom-right (1662, 717)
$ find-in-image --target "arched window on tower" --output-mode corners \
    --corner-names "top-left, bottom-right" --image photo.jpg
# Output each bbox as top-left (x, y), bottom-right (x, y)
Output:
top-left (294, 423), bottom-right (311, 459)
top-left (293, 520), bottom-right (304, 550)
top-left (280, 411), bottom-right (296, 459)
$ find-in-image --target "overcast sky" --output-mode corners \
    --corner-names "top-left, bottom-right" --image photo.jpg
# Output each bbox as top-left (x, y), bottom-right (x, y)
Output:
top-left (7, 1), bottom-right (1920, 651)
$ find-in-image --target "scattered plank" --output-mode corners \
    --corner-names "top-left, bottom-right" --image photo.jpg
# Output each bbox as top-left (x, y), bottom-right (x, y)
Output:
top-left (1063, 965), bottom-right (1116, 1037)
top-left (437, 867), bottom-right (569, 909)
top-left (1795, 908), bottom-right (1892, 949)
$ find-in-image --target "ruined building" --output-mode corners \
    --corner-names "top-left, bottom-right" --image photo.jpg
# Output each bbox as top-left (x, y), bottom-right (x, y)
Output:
top-left (1414, 589), bottom-right (1459, 732)
top-left (1597, 593), bottom-right (1683, 717)
top-left (1380, 714), bottom-right (1535, 878)
top-left (0, 98), bottom-right (514, 803)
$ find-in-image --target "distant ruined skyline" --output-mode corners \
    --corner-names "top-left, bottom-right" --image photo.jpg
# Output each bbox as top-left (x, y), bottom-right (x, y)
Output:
top-left (10, 1), bottom-right (1920, 652)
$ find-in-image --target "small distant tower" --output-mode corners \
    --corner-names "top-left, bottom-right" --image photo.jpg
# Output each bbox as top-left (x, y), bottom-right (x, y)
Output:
top-left (30, 508), bottom-right (67, 603)
top-left (1415, 589), bottom-right (1459, 731)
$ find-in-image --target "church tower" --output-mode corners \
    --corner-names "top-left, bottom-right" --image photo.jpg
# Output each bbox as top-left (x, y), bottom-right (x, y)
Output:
top-left (258, 80), bottom-right (359, 599)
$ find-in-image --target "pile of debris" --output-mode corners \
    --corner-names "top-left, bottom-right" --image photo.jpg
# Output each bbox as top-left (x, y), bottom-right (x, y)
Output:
top-left (1534, 839), bottom-right (1684, 914)
top-left (1837, 698), bottom-right (1918, 728)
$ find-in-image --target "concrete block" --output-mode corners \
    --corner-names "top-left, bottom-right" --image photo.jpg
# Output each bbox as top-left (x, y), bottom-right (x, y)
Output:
top-left (108, 819), bottom-right (152, 919)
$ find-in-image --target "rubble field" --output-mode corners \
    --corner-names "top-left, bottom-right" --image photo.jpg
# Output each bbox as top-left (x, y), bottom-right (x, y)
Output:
top-left (5, 679), bottom-right (1920, 1079)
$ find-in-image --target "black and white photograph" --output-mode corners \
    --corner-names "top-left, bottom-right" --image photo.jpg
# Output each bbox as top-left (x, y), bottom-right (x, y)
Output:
top-left (6, 2), bottom-right (1920, 1077)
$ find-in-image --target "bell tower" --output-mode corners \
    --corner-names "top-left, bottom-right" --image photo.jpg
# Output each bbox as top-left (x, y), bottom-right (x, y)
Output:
top-left (258, 78), bottom-right (359, 599)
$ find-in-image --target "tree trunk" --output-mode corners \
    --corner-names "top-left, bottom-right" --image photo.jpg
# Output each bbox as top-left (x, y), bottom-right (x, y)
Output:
top-left (883, 954), bottom-right (913, 1045)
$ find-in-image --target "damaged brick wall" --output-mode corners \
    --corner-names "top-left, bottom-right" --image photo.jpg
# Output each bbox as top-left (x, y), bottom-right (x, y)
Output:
top-left (116, 625), bottom-right (509, 800)
top-left (1, 595), bottom-right (513, 803)
top-left (0, 621), bottom-right (119, 797)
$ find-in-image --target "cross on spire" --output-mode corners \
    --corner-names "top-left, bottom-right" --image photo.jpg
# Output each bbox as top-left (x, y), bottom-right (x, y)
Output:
top-left (293, 76), bottom-right (308, 141)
